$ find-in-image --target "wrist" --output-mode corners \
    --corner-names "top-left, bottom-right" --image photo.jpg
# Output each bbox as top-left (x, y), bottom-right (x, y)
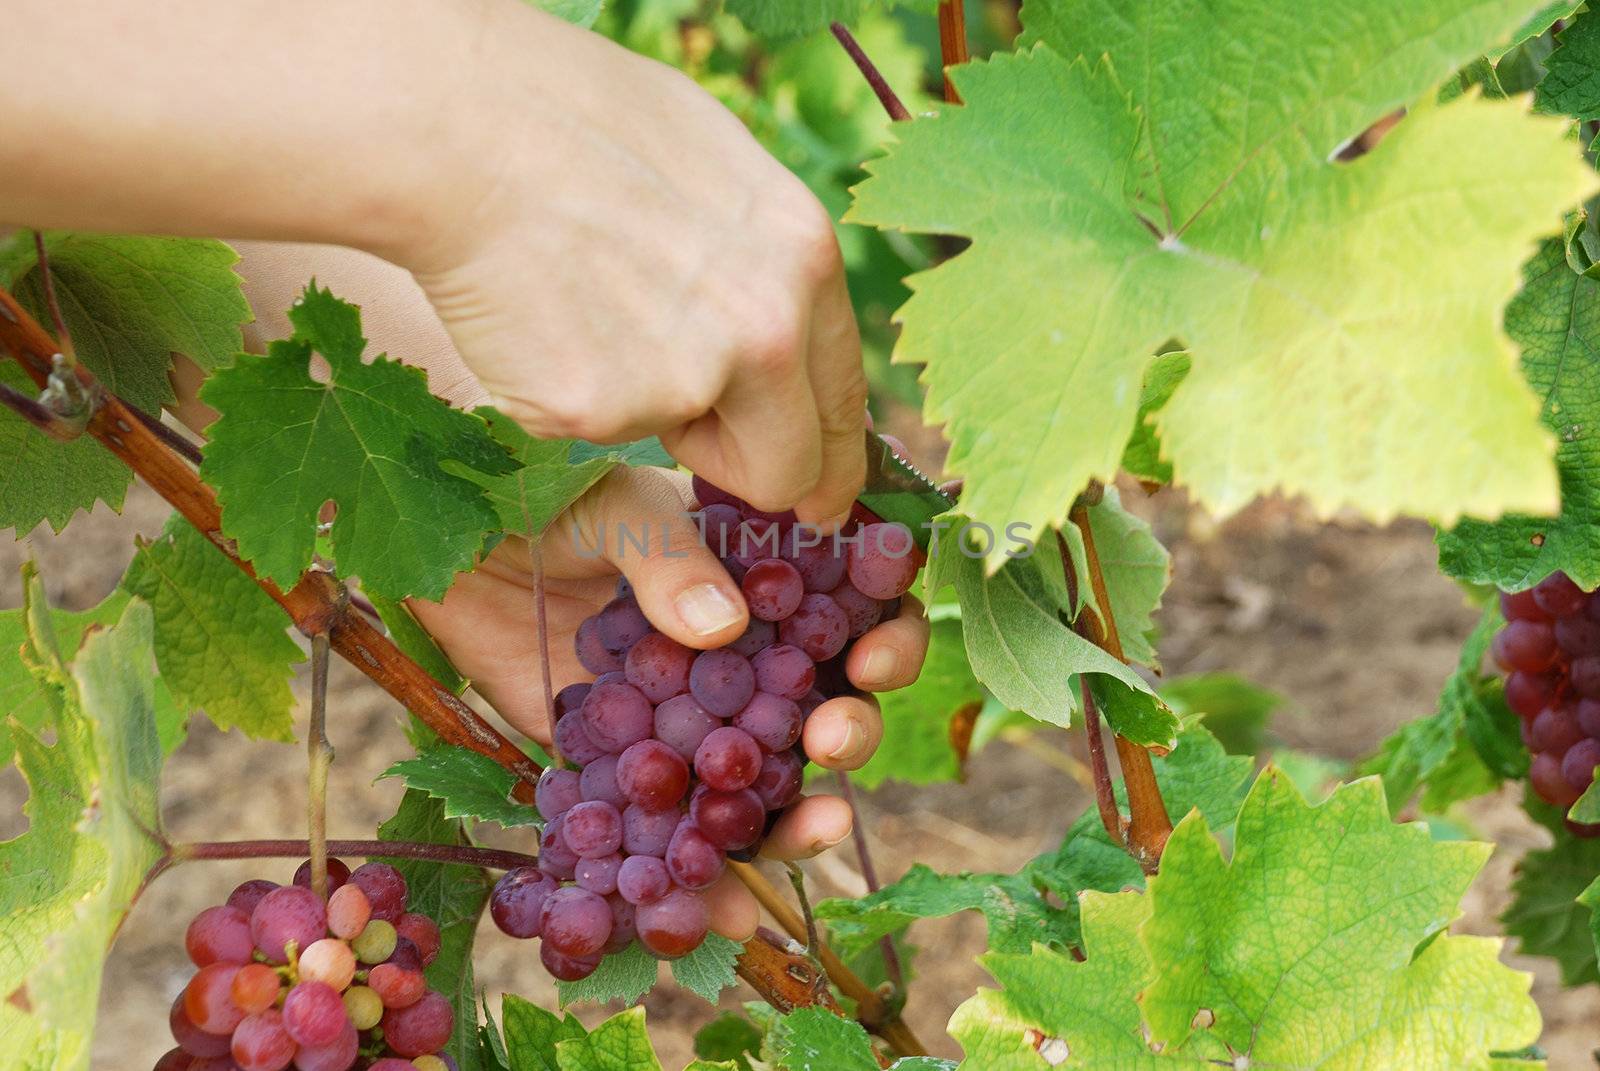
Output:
top-left (366, 0), bottom-right (580, 275)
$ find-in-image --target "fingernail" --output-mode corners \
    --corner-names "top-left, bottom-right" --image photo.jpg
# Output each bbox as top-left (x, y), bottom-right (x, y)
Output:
top-left (676, 583), bottom-right (741, 636)
top-left (811, 829), bottom-right (849, 853)
top-left (826, 715), bottom-right (864, 762)
top-left (861, 646), bottom-right (901, 685)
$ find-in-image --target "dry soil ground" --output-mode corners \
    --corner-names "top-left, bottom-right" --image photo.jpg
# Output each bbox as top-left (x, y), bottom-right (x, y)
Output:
top-left (3, 476), bottom-right (1597, 1069)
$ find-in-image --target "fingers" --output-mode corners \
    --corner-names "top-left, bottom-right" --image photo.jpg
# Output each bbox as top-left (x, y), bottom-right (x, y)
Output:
top-left (706, 868), bottom-right (761, 942)
top-left (660, 318), bottom-right (825, 515)
top-left (553, 465), bottom-right (749, 649)
top-left (800, 694), bottom-right (883, 771)
top-left (845, 594), bottom-right (930, 692)
top-left (760, 794), bottom-right (854, 861)
top-left (791, 261), bottom-right (867, 527)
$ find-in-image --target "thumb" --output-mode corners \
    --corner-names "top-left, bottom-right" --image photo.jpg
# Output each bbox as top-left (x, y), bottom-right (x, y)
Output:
top-left (558, 465), bottom-right (750, 649)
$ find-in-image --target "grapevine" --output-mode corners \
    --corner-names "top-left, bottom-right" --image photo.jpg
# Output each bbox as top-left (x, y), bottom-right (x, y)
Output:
top-left (2, 1), bottom-right (1600, 1069)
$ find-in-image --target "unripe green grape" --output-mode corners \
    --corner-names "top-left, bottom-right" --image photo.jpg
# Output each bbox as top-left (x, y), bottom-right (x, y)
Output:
top-left (352, 919), bottom-right (397, 964)
top-left (342, 984), bottom-right (384, 1030)
top-left (414, 1057), bottom-right (449, 1071)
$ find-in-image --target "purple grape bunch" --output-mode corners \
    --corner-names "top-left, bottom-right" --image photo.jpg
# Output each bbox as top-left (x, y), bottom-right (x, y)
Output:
top-left (1496, 571), bottom-right (1600, 835)
top-left (159, 859), bottom-right (456, 1071)
top-left (489, 476), bottom-right (920, 978)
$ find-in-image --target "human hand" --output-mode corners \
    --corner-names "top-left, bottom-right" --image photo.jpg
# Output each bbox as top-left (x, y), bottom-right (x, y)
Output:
top-left (404, 3), bottom-right (869, 526)
top-left (407, 464), bottom-right (930, 941)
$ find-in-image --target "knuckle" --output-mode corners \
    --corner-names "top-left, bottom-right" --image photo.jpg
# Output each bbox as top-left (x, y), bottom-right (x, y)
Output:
top-left (735, 310), bottom-right (806, 377)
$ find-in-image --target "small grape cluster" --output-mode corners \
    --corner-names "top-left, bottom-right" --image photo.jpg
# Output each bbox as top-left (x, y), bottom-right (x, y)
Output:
top-left (489, 476), bottom-right (919, 979)
top-left (1495, 570), bottom-right (1600, 834)
top-left (159, 859), bottom-right (455, 1071)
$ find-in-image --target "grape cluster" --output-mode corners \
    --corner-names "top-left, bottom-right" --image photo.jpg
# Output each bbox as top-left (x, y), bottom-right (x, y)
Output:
top-left (159, 859), bottom-right (455, 1071)
top-left (489, 476), bottom-right (919, 978)
top-left (1496, 571), bottom-right (1600, 834)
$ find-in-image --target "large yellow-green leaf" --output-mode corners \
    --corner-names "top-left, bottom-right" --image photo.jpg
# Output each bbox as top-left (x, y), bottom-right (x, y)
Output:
top-left (950, 768), bottom-right (1541, 1069)
top-left (0, 576), bottom-right (166, 1068)
top-left (851, 1), bottom-right (1594, 567)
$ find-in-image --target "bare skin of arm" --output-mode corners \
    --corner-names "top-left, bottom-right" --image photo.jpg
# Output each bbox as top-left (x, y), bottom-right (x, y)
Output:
top-left (1, 0), bottom-right (868, 523)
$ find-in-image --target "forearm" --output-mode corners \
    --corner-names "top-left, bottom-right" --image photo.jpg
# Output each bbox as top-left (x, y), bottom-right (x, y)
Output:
top-left (0, 0), bottom-right (532, 268)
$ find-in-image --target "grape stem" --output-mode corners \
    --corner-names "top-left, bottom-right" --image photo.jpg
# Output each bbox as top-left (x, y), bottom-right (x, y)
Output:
top-left (0, 285), bottom-right (904, 1038)
top-left (0, 379), bottom-right (84, 442)
top-left (306, 629), bottom-right (335, 899)
top-left (729, 860), bottom-right (929, 1056)
top-left (937, 0), bottom-right (969, 104)
top-left (834, 771), bottom-right (905, 992)
top-left (1066, 491), bottom-right (1173, 872)
top-left (829, 23), bottom-right (911, 122)
top-left (531, 544), bottom-right (564, 769)
top-left (0, 285), bottom-right (545, 802)
top-left (169, 839), bottom-right (540, 871)
top-left (785, 861), bottom-right (821, 956)
top-left (31, 230), bottom-right (74, 365)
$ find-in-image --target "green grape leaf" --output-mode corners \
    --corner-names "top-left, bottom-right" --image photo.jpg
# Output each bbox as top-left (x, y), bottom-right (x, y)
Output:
top-left (199, 284), bottom-right (512, 601)
top-left (0, 233), bottom-right (248, 402)
top-left (820, 723), bottom-right (1247, 954)
top-left (1030, 720), bottom-right (1251, 945)
top-left (0, 581), bottom-right (186, 757)
top-left (0, 584), bottom-right (166, 1070)
top-left (1361, 605), bottom-right (1518, 810)
top-left (686, 1063), bottom-right (741, 1071)
top-left (440, 407), bottom-right (634, 541)
top-left (377, 789), bottom-right (492, 1069)
top-left (0, 233), bottom-right (249, 534)
top-left (849, 617), bottom-right (981, 789)
top-left (1119, 351), bottom-right (1189, 484)
top-left (381, 746), bottom-right (540, 829)
top-left (768, 1008), bottom-right (879, 1071)
top-left (1503, 799), bottom-right (1600, 986)
top-left (1511, 1), bottom-right (1583, 50)
top-left (1580, 873), bottom-right (1600, 980)
top-left (1140, 769), bottom-right (1534, 1061)
top-left (555, 1007), bottom-right (663, 1071)
top-left (122, 516), bottom-right (302, 741)
top-left (954, 771), bottom-right (1540, 1069)
top-left (948, 891), bottom-right (1163, 1070)
top-left (479, 994), bottom-right (513, 1071)
top-left (815, 863), bottom-right (1075, 957)
top-left (1081, 487), bottom-right (1169, 671)
top-left (0, 364), bottom-right (131, 537)
top-left (670, 932), bottom-right (744, 1003)
top-left (501, 994), bottom-right (586, 1071)
top-left (1158, 672), bottom-right (1283, 756)
top-left (1536, 11), bottom-right (1600, 118)
top-left (1572, 776), bottom-right (1600, 823)
top-left (526, 0), bottom-right (605, 27)
top-left (556, 943), bottom-right (658, 1007)
top-left (724, 0), bottom-right (937, 41)
top-left (852, 3), bottom-right (1594, 570)
top-left (930, 536), bottom-right (1165, 735)
top-left (1438, 238), bottom-right (1600, 589)
top-left (694, 1013), bottom-right (762, 1070)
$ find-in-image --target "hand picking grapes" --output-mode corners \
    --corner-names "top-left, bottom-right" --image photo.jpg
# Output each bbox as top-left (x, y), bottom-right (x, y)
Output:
top-left (162, 860), bottom-right (455, 1070)
top-left (482, 475), bottom-right (924, 977)
top-left (408, 461), bottom-right (931, 953)
top-left (1495, 570), bottom-right (1600, 832)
